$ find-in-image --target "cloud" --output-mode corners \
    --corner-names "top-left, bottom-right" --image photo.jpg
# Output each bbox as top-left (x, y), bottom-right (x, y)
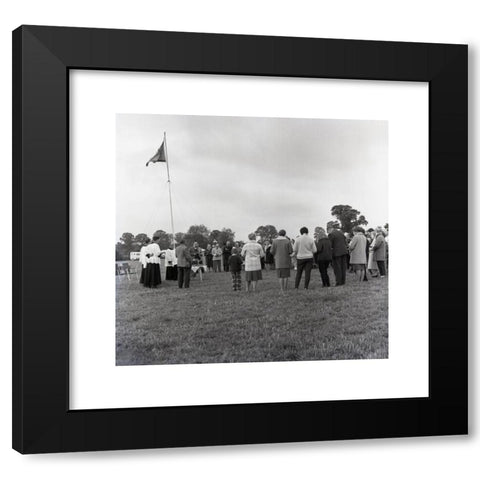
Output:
top-left (116, 114), bottom-right (388, 241)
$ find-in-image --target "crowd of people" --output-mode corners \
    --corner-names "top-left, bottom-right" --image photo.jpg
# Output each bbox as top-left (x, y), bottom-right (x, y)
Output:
top-left (136, 226), bottom-right (388, 293)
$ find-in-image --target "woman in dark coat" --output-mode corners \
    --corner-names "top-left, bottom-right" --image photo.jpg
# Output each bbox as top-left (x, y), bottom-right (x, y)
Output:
top-left (205, 244), bottom-right (213, 272)
top-left (265, 242), bottom-right (274, 270)
top-left (315, 228), bottom-right (333, 287)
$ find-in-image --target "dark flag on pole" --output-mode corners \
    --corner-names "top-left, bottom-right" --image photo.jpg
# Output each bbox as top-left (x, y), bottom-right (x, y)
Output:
top-left (146, 141), bottom-right (167, 166)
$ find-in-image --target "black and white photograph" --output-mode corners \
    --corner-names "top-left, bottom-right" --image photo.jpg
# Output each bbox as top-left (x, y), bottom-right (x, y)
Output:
top-left (6, 0), bottom-right (474, 476)
top-left (115, 114), bottom-right (389, 366)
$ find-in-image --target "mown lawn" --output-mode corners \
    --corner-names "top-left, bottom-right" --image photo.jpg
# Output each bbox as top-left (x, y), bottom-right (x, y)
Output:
top-left (116, 264), bottom-right (388, 365)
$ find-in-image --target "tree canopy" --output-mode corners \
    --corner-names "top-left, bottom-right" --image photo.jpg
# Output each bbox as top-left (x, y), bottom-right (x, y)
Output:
top-left (134, 233), bottom-right (151, 246)
top-left (255, 225), bottom-right (278, 242)
top-left (329, 205), bottom-right (368, 234)
top-left (208, 228), bottom-right (235, 246)
top-left (116, 232), bottom-right (146, 260)
top-left (152, 229), bottom-right (173, 250)
top-left (184, 224), bottom-right (211, 248)
top-left (168, 225), bottom-right (236, 248)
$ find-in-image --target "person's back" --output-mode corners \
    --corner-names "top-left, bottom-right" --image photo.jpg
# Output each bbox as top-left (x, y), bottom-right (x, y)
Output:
top-left (271, 236), bottom-right (293, 269)
top-left (293, 234), bottom-right (316, 259)
top-left (315, 237), bottom-right (333, 261)
top-left (293, 227), bottom-right (316, 289)
top-left (228, 253), bottom-right (243, 273)
top-left (373, 234), bottom-right (386, 261)
top-left (176, 243), bottom-right (191, 267)
top-left (328, 229), bottom-right (348, 257)
top-left (241, 241), bottom-right (264, 270)
top-left (165, 248), bottom-right (177, 266)
top-left (146, 242), bottom-right (161, 263)
top-left (349, 233), bottom-right (367, 264)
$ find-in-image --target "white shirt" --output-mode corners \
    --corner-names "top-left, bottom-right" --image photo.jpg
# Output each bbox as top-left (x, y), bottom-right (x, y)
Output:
top-left (165, 248), bottom-right (177, 266)
top-left (293, 234), bottom-right (317, 259)
top-left (139, 245), bottom-right (148, 268)
top-left (145, 243), bottom-right (161, 264)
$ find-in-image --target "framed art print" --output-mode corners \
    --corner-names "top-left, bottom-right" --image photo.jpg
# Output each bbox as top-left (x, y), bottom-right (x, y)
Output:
top-left (13, 26), bottom-right (468, 453)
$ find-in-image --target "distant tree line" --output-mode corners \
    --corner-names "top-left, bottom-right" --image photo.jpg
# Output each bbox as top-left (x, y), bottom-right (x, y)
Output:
top-left (115, 205), bottom-right (387, 260)
top-left (115, 225), bottom-right (236, 260)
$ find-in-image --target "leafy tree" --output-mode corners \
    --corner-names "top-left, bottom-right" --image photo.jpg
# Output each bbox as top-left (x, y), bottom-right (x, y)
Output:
top-left (185, 224), bottom-right (211, 248)
top-left (134, 233), bottom-right (151, 248)
top-left (218, 228), bottom-right (235, 246)
top-left (384, 223), bottom-right (389, 231)
top-left (119, 232), bottom-right (135, 247)
top-left (115, 232), bottom-right (135, 260)
top-left (255, 225), bottom-right (278, 243)
top-left (209, 229), bottom-right (221, 244)
top-left (209, 228), bottom-right (235, 246)
top-left (187, 224), bottom-right (210, 236)
top-left (152, 229), bottom-right (173, 250)
top-left (330, 205), bottom-right (368, 234)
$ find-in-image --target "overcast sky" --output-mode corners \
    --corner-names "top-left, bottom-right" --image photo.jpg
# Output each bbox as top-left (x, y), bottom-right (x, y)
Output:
top-left (116, 114), bottom-right (388, 242)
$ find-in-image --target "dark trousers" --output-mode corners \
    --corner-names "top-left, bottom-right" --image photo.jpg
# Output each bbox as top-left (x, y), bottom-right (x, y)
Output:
top-left (318, 260), bottom-right (331, 286)
top-left (178, 266), bottom-right (191, 288)
top-left (377, 260), bottom-right (386, 277)
top-left (295, 258), bottom-right (313, 289)
top-left (223, 254), bottom-right (231, 272)
top-left (332, 255), bottom-right (347, 285)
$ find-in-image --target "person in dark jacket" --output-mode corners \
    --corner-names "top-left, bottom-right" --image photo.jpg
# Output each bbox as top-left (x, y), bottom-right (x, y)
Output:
top-left (205, 243), bottom-right (213, 272)
top-left (271, 229), bottom-right (294, 292)
top-left (176, 239), bottom-right (192, 288)
top-left (228, 247), bottom-right (243, 291)
top-left (327, 226), bottom-right (348, 286)
top-left (315, 228), bottom-right (332, 287)
top-left (222, 241), bottom-right (233, 272)
top-left (373, 227), bottom-right (387, 278)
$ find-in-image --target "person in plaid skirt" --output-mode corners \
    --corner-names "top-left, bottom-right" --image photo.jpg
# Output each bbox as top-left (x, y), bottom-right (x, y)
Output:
top-left (228, 247), bottom-right (243, 291)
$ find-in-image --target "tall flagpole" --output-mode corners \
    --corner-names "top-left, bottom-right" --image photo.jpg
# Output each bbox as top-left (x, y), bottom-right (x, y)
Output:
top-left (163, 131), bottom-right (175, 246)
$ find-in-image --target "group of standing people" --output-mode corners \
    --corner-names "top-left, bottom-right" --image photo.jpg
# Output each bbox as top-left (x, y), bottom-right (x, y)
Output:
top-left (266, 225), bottom-right (388, 291)
top-left (139, 237), bottom-right (237, 290)
top-left (326, 226), bottom-right (387, 285)
top-left (140, 239), bottom-right (208, 289)
top-left (138, 234), bottom-right (163, 288)
top-left (204, 241), bottom-right (235, 272)
top-left (137, 225), bottom-right (387, 292)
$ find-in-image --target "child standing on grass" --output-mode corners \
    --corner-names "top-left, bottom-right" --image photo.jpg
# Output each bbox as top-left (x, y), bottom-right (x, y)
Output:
top-left (228, 247), bottom-right (243, 291)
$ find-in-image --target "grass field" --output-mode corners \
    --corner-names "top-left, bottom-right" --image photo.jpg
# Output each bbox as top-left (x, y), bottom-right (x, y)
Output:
top-left (116, 262), bottom-right (388, 365)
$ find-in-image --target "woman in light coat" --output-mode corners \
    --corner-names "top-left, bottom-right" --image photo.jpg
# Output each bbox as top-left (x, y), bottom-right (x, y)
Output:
top-left (367, 229), bottom-right (378, 277)
top-left (241, 233), bottom-right (265, 292)
top-left (349, 227), bottom-right (367, 282)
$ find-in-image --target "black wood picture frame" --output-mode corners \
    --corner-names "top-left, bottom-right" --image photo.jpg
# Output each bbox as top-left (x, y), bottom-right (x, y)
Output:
top-left (12, 25), bottom-right (468, 454)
